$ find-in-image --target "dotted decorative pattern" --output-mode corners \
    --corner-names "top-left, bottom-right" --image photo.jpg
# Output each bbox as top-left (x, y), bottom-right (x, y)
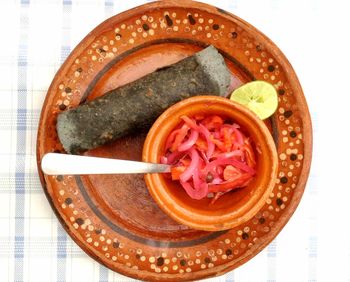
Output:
top-left (38, 2), bottom-right (311, 281)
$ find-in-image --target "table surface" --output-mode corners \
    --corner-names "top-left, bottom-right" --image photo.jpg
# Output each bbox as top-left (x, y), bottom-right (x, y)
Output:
top-left (1, 0), bottom-right (349, 281)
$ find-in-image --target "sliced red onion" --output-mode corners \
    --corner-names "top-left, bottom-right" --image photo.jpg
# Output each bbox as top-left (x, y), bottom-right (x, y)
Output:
top-left (211, 177), bottom-right (223, 185)
top-left (199, 150), bottom-right (209, 164)
top-left (193, 167), bottom-right (207, 192)
top-left (216, 165), bottom-right (223, 176)
top-left (163, 114), bottom-right (256, 201)
top-left (215, 150), bottom-right (244, 160)
top-left (160, 156), bottom-right (168, 164)
top-left (166, 150), bottom-right (186, 165)
top-left (180, 180), bottom-right (208, 200)
top-left (222, 123), bottom-right (240, 130)
top-left (178, 129), bottom-right (199, 152)
top-left (198, 124), bottom-right (215, 158)
top-left (228, 158), bottom-right (256, 175)
top-left (204, 157), bottom-right (255, 175)
top-left (180, 148), bottom-right (199, 182)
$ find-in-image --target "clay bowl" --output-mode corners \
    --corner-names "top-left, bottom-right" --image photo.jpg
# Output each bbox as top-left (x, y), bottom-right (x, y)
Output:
top-left (143, 96), bottom-right (278, 231)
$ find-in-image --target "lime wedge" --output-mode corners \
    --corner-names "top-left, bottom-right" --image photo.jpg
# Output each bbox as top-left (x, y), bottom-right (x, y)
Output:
top-left (230, 81), bottom-right (278, 120)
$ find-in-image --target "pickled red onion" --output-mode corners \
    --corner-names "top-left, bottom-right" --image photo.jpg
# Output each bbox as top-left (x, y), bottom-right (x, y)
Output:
top-left (178, 129), bottom-right (199, 152)
top-left (179, 148), bottom-right (199, 182)
top-left (162, 114), bottom-right (257, 201)
top-left (180, 180), bottom-right (208, 200)
top-left (198, 124), bottom-right (215, 158)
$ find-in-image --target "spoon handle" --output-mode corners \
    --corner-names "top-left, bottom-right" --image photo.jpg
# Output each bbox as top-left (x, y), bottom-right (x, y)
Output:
top-left (41, 153), bottom-right (171, 175)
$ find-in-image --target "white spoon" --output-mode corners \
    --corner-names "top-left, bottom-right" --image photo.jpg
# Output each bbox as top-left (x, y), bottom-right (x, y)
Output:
top-left (41, 153), bottom-right (171, 175)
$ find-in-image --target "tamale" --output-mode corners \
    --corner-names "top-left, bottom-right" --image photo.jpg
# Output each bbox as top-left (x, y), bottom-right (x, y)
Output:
top-left (57, 45), bottom-right (231, 154)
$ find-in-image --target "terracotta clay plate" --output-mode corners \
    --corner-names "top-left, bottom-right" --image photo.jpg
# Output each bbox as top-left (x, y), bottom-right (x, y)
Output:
top-left (37, 1), bottom-right (312, 281)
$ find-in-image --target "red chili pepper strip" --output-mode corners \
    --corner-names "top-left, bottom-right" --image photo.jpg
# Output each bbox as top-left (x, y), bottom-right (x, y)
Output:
top-left (227, 158), bottom-right (256, 175)
top-left (223, 165), bottom-right (240, 181)
top-left (201, 115), bottom-right (224, 130)
top-left (181, 116), bottom-right (200, 131)
top-left (210, 137), bottom-right (227, 152)
top-left (195, 136), bottom-right (208, 152)
top-left (243, 139), bottom-right (256, 168)
top-left (232, 128), bottom-right (244, 145)
top-left (222, 127), bottom-right (233, 152)
top-left (170, 166), bottom-right (186, 180)
top-left (208, 173), bottom-right (252, 193)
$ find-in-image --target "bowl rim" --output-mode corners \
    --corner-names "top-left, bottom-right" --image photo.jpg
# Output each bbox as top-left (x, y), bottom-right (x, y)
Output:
top-left (143, 95), bottom-right (278, 231)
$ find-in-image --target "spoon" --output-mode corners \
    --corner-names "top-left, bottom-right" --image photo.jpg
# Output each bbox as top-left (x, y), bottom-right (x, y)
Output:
top-left (41, 153), bottom-right (171, 175)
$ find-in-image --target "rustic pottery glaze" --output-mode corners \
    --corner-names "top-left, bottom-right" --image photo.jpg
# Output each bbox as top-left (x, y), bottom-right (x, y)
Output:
top-left (37, 0), bottom-right (312, 281)
top-left (143, 96), bottom-right (278, 231)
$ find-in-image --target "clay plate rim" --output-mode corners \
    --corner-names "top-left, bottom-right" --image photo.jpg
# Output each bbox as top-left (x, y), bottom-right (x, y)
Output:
top-left (36, 0), bottom-right (313, 280)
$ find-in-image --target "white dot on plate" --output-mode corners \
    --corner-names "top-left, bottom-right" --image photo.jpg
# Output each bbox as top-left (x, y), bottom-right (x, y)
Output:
top-left (149, 257), bottom-right (155, 263)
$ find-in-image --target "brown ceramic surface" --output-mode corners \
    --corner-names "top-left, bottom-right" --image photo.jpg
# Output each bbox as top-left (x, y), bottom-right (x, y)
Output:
top-left (37, 1), bottom-right (312, 281)
top-left (143, 96), bottom-right (278, 231)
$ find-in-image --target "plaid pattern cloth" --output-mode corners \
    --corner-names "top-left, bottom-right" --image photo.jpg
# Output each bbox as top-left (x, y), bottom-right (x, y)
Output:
top-left (1, 0), bottom-right (349, 281)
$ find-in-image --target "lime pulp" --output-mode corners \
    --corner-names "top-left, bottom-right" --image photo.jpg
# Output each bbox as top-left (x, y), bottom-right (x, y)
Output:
top-left (229, 80), bottom-right (278, 120)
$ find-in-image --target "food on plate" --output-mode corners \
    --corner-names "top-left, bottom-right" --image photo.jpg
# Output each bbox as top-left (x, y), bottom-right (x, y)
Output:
top-left (161, 114), bottom-right (257, 202)
top-left (230, 80), bottom-right (278, 120)
top-left (57, 45), bottom-right (231, 154)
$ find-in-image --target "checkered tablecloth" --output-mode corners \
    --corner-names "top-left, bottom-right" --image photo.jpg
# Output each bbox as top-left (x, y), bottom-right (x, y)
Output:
top-left (1, 0), bottom-right (349, 281)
